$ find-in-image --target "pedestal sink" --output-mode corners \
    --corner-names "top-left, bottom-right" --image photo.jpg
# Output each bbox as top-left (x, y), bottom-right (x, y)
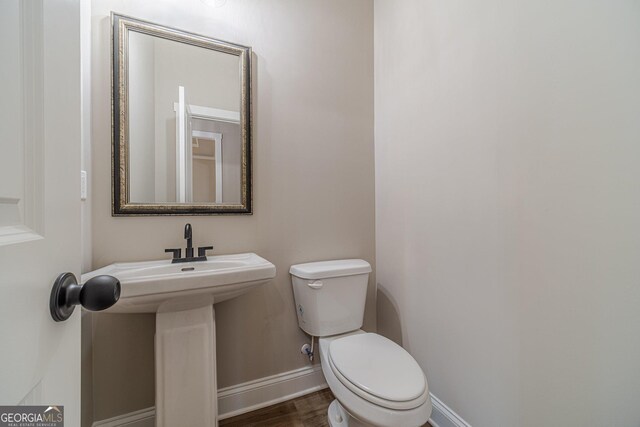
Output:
top-left (82, 253), bottom-right (276, 426)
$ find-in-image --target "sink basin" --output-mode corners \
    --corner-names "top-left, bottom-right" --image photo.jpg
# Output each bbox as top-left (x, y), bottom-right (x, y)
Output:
top-left (82, 252), bottom-right (276, 313)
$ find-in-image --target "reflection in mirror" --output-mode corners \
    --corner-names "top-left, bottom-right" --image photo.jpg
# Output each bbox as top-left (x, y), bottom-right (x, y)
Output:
top-left (112, 14), bottom-right (251, 215)
top-left (128, 31), bottom-right (241, 205)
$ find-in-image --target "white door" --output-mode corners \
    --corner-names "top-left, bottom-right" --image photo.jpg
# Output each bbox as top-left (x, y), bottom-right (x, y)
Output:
top-left (0, 0), bottom-right (82, 424)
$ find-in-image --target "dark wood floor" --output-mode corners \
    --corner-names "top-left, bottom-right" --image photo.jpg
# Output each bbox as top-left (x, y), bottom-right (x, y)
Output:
top-left (219, 388), bottom-right (431, 427)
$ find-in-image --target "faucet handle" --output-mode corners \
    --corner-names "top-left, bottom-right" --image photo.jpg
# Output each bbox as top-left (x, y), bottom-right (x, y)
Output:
top-left (164, 248), bottom-right (182, 260)
top-left (197, 246), bottom-right (214, 258)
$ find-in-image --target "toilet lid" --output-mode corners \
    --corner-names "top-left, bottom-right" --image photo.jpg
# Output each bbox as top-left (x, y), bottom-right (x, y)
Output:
top-left (328, 333), bottom-right (426, 403)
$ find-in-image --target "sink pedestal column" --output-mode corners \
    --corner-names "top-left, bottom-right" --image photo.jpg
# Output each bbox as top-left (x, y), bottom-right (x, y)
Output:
top-left (155, 305), bottom-right (218, 426)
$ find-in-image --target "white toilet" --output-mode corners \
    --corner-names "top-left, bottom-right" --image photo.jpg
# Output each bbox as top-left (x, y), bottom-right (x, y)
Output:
top-left (290, 259), bottom-right (432, 427)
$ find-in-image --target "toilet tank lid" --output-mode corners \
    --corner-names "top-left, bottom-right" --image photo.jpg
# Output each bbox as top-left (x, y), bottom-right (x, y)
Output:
top-left (290, 259), bottom-right (371, 280)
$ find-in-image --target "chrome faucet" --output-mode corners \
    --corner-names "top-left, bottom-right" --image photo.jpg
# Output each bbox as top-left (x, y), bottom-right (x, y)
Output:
top-left (165, 223), bottom-right (214, 263)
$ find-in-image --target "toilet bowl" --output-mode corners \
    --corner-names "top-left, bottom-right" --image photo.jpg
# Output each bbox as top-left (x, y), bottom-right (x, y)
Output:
top-left (320, 331), bottom-right (432, 427)
top-left (290, 260), bottom-right (432, 427)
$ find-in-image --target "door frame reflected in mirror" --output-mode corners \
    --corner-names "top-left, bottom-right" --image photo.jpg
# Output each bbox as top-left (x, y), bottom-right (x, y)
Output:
top-left (173, 91), bottom-right (239, 205)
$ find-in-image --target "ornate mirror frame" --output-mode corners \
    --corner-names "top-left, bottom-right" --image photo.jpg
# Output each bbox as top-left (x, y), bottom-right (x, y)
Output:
top-left (111, 13), bottom-right (252, 216)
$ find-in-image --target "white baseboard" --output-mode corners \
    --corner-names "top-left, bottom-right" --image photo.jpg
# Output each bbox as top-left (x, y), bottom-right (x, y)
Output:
top-left (429, 393), bottom-right (472, 427)
top-left (92, 365), bottom-right (327, 426)
top-left (217, 365), bottom-right (327, 419)
top-left (91, 368), bottom-right (471, 427)
top-left (92, 406), bottom-right (155, 427)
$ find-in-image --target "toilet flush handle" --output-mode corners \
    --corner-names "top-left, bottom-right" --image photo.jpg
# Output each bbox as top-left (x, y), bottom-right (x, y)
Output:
top-left (307, 281), bottom-right (323, 289)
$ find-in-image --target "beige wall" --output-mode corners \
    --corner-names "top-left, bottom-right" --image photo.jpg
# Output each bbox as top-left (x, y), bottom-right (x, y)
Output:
top-left (89, 0), bottom-right (374, 422)
top-left (375, 1), bottom-right (640, 426)
top-left (91, 314), bottom-right (156, 421)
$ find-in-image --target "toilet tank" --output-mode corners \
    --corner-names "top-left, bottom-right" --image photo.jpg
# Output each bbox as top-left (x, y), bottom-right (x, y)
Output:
top-left (290, 259), bottom-right (371, 337)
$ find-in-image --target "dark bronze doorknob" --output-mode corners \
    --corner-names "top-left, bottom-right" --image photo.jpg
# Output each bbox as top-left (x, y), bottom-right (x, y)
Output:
top-left (50, 273), bottom-right (121, 322)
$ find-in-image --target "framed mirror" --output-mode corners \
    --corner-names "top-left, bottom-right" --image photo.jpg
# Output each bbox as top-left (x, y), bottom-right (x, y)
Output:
top-left (112, 13), bottom-right (252, 215)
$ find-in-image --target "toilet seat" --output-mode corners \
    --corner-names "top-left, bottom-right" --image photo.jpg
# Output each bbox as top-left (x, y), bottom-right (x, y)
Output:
top-left (319, 332), bottom-right (432, 427)
top-left (328, 333), bottom-right (428, 411)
